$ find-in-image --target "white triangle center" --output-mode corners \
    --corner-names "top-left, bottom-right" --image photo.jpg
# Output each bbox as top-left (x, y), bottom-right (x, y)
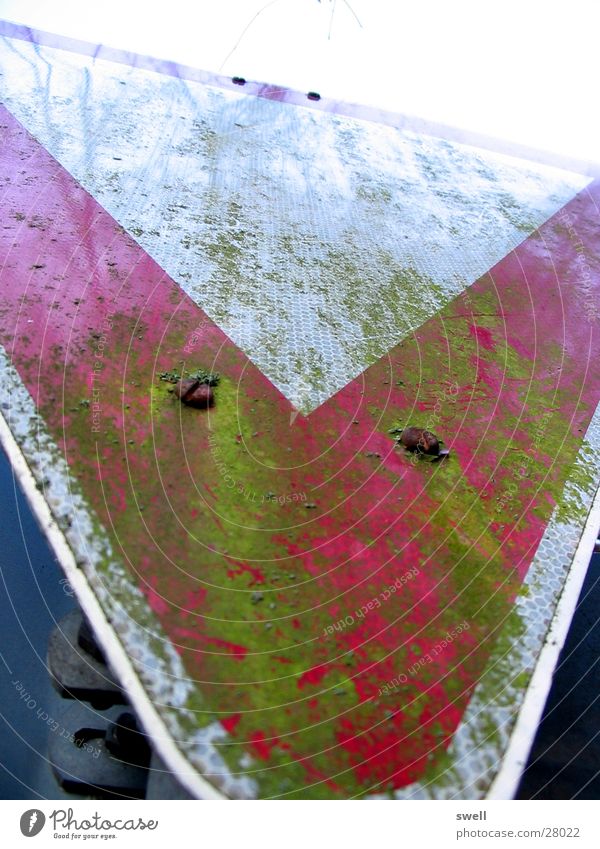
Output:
top-left (0, 37), bottom-right (589, 411)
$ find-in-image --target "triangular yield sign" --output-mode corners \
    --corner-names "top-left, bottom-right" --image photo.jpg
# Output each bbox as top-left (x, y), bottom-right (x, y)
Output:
top-left (1, 29), bottom-right (600, 799)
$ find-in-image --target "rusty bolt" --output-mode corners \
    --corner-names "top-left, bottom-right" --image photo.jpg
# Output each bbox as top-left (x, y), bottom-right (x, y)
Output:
top-left (174, 379), bottom-right (214, 409)
top-left (174, 378), bottom-right (197, 399)
top-left (399, 426), bottom-right (440, 456)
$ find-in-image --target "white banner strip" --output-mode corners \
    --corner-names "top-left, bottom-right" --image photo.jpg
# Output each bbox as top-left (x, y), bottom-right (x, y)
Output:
top-left (2, 800), bottom-right (598, 847)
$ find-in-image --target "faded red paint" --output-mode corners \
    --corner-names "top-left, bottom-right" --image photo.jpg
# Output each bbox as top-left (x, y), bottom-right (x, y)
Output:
top-left (297, 663), bottom-right (331, 689)
top-left (225, 558), bottom-right (266, 586)
top-left (469, 323), bottom-right (496, 350)
top-left (249, 731), bottom-right (279, 761)
top-left (146, 576), bottom-right (170, 616)
top-left (221, 713), bottom-right (242, 734)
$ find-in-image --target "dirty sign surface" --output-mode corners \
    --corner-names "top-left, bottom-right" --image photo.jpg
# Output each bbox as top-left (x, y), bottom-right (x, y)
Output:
top-left (1, 22), bottom-right (600, 799)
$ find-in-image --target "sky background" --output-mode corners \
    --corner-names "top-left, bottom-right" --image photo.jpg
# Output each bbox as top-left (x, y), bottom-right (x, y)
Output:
top-left (0, 0), bottom-right (598, 164)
